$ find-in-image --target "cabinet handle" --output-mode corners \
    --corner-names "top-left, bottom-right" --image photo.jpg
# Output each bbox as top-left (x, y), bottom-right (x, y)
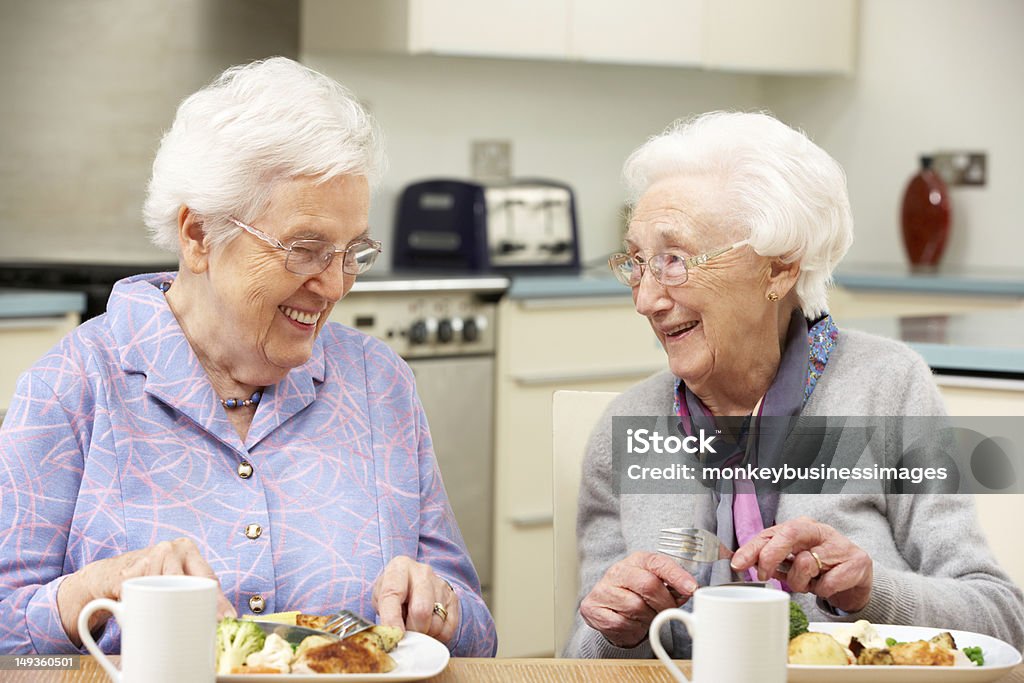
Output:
top-left (0, 316), bottom-right (69, 331)
top-left (508, 513), bottom-right (554, 529)
top-left (512, 366), bottom-right (663, 386)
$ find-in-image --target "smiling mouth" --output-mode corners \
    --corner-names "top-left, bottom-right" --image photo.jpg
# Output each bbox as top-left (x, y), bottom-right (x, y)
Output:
top-left (279, 305), bottom-right (321, 326)
top-left (664, 320), bottom-right (699, 338)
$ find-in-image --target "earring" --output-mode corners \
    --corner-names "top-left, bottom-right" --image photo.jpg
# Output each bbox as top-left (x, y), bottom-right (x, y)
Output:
top-left (767, 291), bottom-right (779, 302)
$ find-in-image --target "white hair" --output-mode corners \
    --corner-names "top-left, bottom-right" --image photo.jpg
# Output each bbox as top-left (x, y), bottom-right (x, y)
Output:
top-left (144, 57), bottom-right (385, 252)
top-left (622, 111), bottom-right (853, 318)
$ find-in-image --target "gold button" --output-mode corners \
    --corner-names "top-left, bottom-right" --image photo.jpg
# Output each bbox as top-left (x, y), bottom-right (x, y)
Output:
top-left (237, 461), bottom-right (253, 479)
top-left (249, 595), bottom-right (265, 614)
top-left (245, 523), bottom-right (262, 539)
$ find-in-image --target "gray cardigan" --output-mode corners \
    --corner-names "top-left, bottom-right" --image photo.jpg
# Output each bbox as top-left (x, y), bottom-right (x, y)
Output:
top-left (564, 328), bottom-right (1024, 658)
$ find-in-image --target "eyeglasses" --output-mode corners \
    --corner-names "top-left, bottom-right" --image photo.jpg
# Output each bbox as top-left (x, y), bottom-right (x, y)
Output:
top-left (229, 217), bottom-right (382, 276)
top-left (607, 239), bottom-right (749, 287)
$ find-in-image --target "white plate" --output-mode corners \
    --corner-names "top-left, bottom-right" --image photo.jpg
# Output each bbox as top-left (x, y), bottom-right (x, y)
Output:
top-left (788, 623), bottom-right (1022, 683)
top-left (217, 631), bottom-right (450, 682)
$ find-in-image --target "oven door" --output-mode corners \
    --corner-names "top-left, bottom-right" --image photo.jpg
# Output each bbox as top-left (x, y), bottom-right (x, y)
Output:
top-left (406, 355), bottom-right (494, 604)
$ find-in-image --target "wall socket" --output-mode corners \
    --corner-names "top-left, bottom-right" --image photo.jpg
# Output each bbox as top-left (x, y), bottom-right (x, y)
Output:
top-left (471, 140), bottom-right (512, 183)
top-left (931, 151), bottom-right (987, 187)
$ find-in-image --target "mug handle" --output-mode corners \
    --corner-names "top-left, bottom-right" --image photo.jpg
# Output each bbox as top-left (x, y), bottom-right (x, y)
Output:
top-left (78, 598), bottom-right (122, 683)
top-left (649, 607), bottom-right (698, 683)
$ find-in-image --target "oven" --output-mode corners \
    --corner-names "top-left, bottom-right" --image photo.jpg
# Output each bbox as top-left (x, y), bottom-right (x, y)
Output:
top-left (330, 275), bottom-right (509, 605)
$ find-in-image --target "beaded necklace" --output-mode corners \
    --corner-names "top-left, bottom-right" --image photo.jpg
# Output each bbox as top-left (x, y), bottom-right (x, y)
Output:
top-left (158, 280), bottom-right (265, 410)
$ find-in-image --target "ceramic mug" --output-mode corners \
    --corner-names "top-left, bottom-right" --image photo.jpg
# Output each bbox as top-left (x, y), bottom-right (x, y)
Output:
top-left (78, 575), bottom-right (218, 683)
top-left (649, 585), bottom-right (789, 683)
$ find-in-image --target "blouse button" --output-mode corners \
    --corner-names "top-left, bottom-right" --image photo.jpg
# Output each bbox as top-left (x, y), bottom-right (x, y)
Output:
top-left (249, 595), bottom-right (265, 614)
top-left (245, 523), bottom-right (263, 539)
top-left (237, 461), bottom-right (253, 479)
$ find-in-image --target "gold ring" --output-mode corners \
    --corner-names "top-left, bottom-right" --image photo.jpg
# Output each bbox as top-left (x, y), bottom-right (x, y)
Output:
top-left (810, 551), bottom-right (824, 573)
top-left (433, 602), bottom-right (448, 622)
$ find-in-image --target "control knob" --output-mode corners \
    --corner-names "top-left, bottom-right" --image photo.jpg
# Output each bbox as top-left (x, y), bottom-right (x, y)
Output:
top-left (408, 320), bottom-right (429, 345)
top-left (437, 319), bottom-right (454, 343)
top-left (462, 317), bottom-right (479, 343)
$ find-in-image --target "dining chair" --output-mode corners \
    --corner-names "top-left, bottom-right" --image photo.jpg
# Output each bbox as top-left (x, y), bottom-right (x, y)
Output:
top-left (552, 389), bottom-right (619, 657)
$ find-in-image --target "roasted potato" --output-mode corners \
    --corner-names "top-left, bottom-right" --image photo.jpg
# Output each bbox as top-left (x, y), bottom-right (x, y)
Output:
top-left (788, 632), bottom-right (852, 665)
top-left (891, 640), bottom-right (955, 666)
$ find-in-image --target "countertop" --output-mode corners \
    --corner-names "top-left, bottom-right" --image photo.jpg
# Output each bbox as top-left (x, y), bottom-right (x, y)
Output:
top-left (0, 288), bottom-right (86, 319)
top-left (846, 310), bottom-right (1024, 376)
top-left (834, 263), bottom-right (1024, 296)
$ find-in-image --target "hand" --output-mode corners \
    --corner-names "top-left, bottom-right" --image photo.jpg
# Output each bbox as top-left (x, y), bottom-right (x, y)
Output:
top-left (371, 556), bottom-right (459, 645)
top-left (56, 537), bottom-right (236, 646)
top-left (580, 551), bottom-right (698, 649)
top-left (731, 516), bottom-right (873, 612)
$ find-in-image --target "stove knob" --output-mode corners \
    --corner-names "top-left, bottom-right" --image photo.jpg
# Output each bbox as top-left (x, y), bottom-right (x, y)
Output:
top-left (437, 319), bottom-right (454, 343)
top-left (462, 317), bottom-right (479, 343)
top-left (409, 320), bottom-right (429, 345)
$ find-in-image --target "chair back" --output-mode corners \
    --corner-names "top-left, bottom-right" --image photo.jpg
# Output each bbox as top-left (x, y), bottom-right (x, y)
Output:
top-left (552, 389), bottom-right (618, 656)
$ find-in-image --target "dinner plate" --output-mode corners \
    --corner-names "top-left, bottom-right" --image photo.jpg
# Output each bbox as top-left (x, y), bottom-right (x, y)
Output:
top-left (217, 631), bottom-right (450, 682)
top-left (788, 623), bottom-right (1022, 683)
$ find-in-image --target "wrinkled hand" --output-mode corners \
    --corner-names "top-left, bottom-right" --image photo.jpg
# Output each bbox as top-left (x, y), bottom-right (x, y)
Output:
top-left (580, 551), bottom-right (698, 649)
top-left (57, 537), bottom-right (235, 646)
top-left (731, 516), bottom-right (873, 612)
top-left (372, 556), bottom-right (459, 645)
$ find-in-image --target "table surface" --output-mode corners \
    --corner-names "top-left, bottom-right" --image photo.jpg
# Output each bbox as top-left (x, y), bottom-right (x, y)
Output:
top-left (8, 658), bottom-right (1024, 682)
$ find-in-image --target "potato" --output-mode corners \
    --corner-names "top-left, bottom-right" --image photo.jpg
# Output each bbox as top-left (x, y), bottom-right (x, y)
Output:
top-left (788, 632), bottom-right (852, 665)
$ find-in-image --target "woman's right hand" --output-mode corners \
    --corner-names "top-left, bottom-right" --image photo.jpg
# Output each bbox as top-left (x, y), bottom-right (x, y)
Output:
top-left (579, 551), bottom-right (698, 649)
top-left (56, 537), bottom-right (236, 646)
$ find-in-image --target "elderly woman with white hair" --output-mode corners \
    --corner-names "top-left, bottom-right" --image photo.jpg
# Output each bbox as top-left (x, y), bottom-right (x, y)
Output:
top-left (564, 111), bottom-right (1024, 658)
top-left (0, 57), bottom-right (496, 656)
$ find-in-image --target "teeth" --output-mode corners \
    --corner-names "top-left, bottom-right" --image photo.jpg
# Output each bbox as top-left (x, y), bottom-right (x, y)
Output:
top-left (667, 321), bottom-right (698, 336)
top-left (279, 305), bottom-right (321, 325)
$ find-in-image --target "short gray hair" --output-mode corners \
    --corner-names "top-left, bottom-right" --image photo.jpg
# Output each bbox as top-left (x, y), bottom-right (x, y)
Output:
top-left (622, 111), bottom-right (853, 318)
top-left (144, 57), bottom-right (385, 252)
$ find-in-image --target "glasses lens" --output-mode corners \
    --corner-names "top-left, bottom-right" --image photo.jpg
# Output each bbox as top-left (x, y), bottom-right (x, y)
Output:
top-left (343, 240), bottom-right (381, 275)
top-left (286, 240), bottom-right (334, 275)
top-left (608, 254), bottom-right (634, 286)
top-left (653, 254), bottom-right (688, 286)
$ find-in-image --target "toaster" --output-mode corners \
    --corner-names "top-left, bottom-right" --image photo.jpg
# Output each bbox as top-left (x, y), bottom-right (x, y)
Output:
top-left (392, 178), bottom-right (580, 273)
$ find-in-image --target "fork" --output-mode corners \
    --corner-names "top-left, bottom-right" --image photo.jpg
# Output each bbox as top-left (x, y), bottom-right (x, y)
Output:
top-left (658, 527), bottom-right (792, 574)
top-left (322, 609), bottom-right (375, 639)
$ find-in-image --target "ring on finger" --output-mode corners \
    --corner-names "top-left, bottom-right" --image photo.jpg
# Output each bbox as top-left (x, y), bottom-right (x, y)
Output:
top-left (810, 551), bottom-right (825, 573)
top-left (433, 602), bottom-right (448, 622)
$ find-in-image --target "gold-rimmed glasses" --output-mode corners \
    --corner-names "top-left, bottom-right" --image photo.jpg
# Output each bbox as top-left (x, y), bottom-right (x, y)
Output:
top-left (229, 217), bottom-right (381, 276)
top-left (607, 239), bottom-right (749, 287)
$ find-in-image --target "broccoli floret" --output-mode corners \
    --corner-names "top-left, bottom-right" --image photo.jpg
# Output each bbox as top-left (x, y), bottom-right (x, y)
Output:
top-left (789, 600), bottom-right (809, 640)
top-left (216, 617), bottom-right (266, 675)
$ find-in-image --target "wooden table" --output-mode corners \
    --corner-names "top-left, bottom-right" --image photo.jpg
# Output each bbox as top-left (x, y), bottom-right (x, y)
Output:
top-left (9, 657), bottom-right (1024, 682)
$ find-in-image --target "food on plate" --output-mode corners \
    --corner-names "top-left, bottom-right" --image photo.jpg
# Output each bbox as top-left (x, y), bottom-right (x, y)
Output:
top-left (221, 613), bottom-right (402, 675)
top-left (787, 619), bottom-right (984, 667)
top-left (789, 631), bottom-right (854, 665)
top-left (789, 600), bottom-right (809, 640)
top-left (216, 618), bottom-right (267, 674)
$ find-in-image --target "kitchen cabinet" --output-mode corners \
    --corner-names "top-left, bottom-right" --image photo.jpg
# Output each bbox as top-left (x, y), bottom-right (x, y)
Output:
top-left (829, 287), bottom-right (1024, 320)
top-left (302, 0), bottom-right (857, 74)
top-left (491, 293), bottom-right (665, 657)
top-left (0, 313), bottom-right (80, 417)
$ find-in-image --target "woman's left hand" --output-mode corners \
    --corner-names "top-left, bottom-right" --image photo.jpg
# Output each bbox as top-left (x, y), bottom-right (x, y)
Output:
top-left (730, 516), bottom-right (873, 613)
top-left (372, 555), bottom-right (460, 645)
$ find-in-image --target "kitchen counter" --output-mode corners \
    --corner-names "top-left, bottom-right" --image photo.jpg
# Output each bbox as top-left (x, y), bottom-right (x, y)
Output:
top-left (506, 271), bottom-right (629, 300)
top-left (846, 310), bottom-right (1024, 376)
top-left (0, 288), bottom-right (86, 318)
top-left (835, 263), bottom-right (1024, 296)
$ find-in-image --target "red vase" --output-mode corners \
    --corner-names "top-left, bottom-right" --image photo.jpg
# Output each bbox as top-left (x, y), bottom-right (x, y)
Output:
top-left (901, 156), bottom-right (951, 270)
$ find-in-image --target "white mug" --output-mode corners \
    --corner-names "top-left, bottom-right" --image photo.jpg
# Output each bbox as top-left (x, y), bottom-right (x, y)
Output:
top-left (649, 585), bottom-right (789, 683)
top-left (78, 575), bottom-right (218, 683)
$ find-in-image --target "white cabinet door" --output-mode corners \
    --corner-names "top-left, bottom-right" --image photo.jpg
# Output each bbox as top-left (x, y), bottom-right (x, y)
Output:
top-left (569, 0), bottom-right (704, 66)
top-left (704, 0), bottom-right (857, 74)
top-left (410, 0), bottom-right (571, 59)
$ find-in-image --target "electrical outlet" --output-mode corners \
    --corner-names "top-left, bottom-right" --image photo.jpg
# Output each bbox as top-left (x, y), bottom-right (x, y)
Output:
top-left (932, 151), bottom-right (987, 187)
top-left (471, 140), bottom-right (512, 182)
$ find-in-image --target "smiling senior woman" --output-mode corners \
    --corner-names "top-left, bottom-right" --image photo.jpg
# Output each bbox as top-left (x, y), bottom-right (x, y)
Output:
top-left (564, 111), bottom-right (1024, 658)
top-left (0, 57), bottom-right (495, 656)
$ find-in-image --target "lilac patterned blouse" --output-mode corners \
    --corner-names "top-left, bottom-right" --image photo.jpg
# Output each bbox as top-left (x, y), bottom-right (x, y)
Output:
top-left (0, 273), bottom-right (497, 656)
